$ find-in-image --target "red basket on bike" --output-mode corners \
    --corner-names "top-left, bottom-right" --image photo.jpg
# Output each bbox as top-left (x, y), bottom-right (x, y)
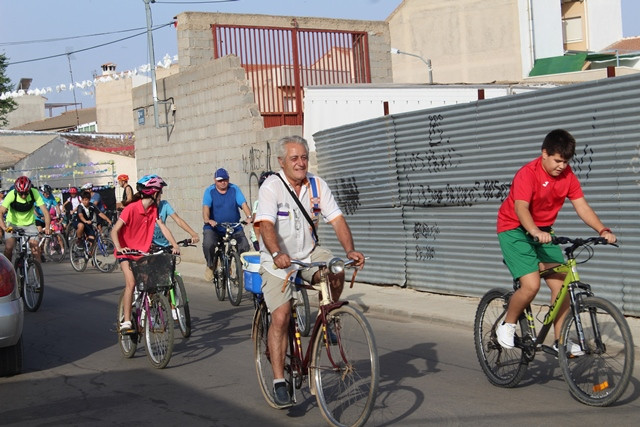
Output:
top-left (132, 254), bottom-right (173, 292)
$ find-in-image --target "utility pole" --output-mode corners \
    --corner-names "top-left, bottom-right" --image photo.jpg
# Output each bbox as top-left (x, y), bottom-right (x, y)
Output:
top-left (143, 0), bottom-right (161, 128)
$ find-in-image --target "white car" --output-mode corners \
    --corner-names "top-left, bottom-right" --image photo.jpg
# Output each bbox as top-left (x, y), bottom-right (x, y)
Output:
top-left (0, 253), bottom-right (24, 376)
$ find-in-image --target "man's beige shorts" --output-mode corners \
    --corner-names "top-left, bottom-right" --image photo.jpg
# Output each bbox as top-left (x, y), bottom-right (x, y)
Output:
top-left (260, 246), bottom-right (334, 311)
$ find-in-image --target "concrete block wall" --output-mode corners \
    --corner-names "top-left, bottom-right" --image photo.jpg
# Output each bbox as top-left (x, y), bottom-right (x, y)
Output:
top-left (176, 12), bottom-right (392, 83)
top-left (132, 55), bottom-right (300, 263)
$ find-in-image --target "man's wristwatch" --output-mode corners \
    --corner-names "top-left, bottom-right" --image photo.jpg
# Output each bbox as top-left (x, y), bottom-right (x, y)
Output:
top-left (271, 251), bottom-right (280, 259)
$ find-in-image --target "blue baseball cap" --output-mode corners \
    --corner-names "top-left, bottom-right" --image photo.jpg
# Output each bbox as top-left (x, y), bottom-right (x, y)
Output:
top-left (214, 168), bottom-right (230, 181)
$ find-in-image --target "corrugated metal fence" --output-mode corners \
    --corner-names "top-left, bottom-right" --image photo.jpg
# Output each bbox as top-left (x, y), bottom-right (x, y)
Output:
top-left (313, 73), bottom-right (640, 316)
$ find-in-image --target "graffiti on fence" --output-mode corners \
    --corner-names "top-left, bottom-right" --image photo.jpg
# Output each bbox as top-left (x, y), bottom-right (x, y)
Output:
top-left (334, 176), bottom-right (361, 215)
top-left (413, 221), bottom-right (439, 261)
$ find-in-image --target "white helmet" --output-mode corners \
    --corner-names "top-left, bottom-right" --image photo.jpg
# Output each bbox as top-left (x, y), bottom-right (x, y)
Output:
top-left (80, 182), bottom-right (93, 190)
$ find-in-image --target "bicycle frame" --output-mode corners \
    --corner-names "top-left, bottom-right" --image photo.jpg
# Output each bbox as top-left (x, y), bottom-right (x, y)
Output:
top-left (516, 247), bottom-right (596, 357)
top-left (286, 266), bottom-right (352, 390)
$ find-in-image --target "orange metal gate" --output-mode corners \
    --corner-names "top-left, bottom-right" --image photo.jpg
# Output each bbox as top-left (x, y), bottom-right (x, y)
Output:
top-left (212, 24), bottom-right (371, 128)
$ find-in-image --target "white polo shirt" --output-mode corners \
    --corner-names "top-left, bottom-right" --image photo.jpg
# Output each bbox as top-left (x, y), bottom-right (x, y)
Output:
top-left (255, 171), bottom-right (342, 279)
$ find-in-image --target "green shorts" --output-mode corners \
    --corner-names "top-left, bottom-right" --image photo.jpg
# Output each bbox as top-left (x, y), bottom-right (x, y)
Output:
top-left (498, 227), bottom-right (564, 280)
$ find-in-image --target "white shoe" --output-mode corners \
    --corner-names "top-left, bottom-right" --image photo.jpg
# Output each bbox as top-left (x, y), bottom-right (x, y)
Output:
top-left (554, 340), bottom-right (585, 357)
top-left (172, 309), bottom-right (178, 321)
top-left (120, 320), bottom-right (133, 333)
top-left (496, 322), bottom-right (516, 349)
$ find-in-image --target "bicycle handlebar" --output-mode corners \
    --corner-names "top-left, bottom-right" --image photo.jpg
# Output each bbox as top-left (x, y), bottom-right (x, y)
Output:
top-left (116, 238), bottom-right (195, 256)
top-left (550, 236), bottom-right (618, 248)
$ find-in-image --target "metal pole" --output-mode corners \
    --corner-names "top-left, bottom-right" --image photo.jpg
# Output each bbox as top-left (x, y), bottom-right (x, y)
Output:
top-left (144, 0), bottom-right (160, 128)
top-left (391, 48), bottom-right (433, 84)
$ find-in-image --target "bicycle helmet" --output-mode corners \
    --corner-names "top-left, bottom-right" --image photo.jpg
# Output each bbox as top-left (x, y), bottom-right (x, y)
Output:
top-left (69, 187), bottom-right (78, 195)
top-left (42, 184), bottom-right (53, 194)
top-left (137, 174), bottom-right (167, 195)
top-left (80, 182), bottom-right (93, 190)
top-left (258, 171), bottom-right (275, 187)
top-left (14, 176), bottom-right (32, 193)
top-left (117, 174), bottom-right (129, 181)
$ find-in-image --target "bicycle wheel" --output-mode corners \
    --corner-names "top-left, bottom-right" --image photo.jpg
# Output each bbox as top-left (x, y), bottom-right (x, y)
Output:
top-left (144, 293), bottom-right (174, 369)
top-left (559, 296), bottom-right (634, 406)
top-left (474, 288), bottom-right (529, 388)
top-left (226, 250), bottom-right (243, 306)
top-left (22, 260), bottom-right (44, 312)
top-left (69, 239), bottom-right (88, 272)
top-left (94, 237), bottom-right (117, 273)
top-left (293, 287), bottom-right (311, 337)
top-left (45, 234), bottom-right (65, 263)
top-left (117, 289), bottom-right (138, 358)
top-left (172, 275), bottom-right (192, 338)
top-left (213, 250), bottom-right (226, 301)
top-left (312, 305), bottom-right (379, 427)
top-left (254, 302), bottom-right (279, 408)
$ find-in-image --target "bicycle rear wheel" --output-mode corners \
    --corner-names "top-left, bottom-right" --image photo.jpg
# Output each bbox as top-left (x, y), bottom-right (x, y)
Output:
top-left (213, 251), bottom-right (226, 301)
top-left (254, 302), bottom-right (280, 408)
top-left (226, 250), bottom-right (243, 306)
top-left (144, 293), bottom-right (174, 369)
top-left (172, 275), bottom-right (191, 338)
top-left (94, 237), bottom-right (117, 273)
top-left (117, 289), bottom-right (138, 358)
top-left (474, 288), bottom-right (529, 388)
top-left (559, 296), bottom-right (634, 406)
top-left (22, 260), bottom-right (44, 312)
top-left (293, 287), bottom-right (311, 337)
top-left (312, 305), bottom-right (379, 427)
top-left (45, 234), bottom-right (65, 262)
top-left (69, 239), bottom-right (88, 272)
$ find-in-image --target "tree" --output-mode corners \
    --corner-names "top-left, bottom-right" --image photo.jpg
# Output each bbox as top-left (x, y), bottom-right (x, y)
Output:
top-left (0, 53), bottom-right (17, 128)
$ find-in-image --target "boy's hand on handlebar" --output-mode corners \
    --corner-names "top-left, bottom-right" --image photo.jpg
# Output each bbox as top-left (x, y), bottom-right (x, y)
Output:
top-left (347, 250), bottom-right (365, 268)
top-left (601, 230), bottom-right (617, 244)
top-left (532, 230), bottom-right (552, 244)
top-left (172, 246), bottom-right (180, 255)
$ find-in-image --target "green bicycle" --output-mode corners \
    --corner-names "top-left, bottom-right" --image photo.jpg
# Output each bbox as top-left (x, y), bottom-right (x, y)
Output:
top-left (474, 236), bottom-right (634, 406)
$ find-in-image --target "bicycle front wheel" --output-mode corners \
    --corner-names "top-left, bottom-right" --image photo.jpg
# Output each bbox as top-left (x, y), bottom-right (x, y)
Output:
top-left (474, 288), bottom-right (529, 388)
top-left (94, 237), bottom-right (117, 273)
top-left (254, 302), bottom-right (280, 408)
top-left (293, 287), bottom-right (311, 337)
top-left (117, 289), bottom-right (138, 358)
top-left (559, 296), bottom-right (634, 406)
top-left (144, 293), bottom-right (174, 369)
top-left (213, 251), bottom-right (226, 301)
top-left (22, 260), bottom-right (44, 312)
top-left (69, 239), bottom-right (88, 272)
top-left (312, 305), bottom-right (379, 427)
top-left (226, 250), bottom-right (243, 306)
top-left (172, 275), bottom-right (191, 338)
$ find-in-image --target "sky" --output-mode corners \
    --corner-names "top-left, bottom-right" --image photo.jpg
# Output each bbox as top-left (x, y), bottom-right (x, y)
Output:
top-left (1, 0), bottom-right (639, 110)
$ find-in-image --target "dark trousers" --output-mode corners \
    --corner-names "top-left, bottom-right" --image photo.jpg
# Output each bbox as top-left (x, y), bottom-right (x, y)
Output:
top-left (202, 228), bottom-right (250, 267)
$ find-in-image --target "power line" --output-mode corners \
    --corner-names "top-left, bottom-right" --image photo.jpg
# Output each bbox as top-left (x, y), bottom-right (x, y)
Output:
top-left (0, 25), bottom-right (159, 47)
top-left (6, 22), bottom-right (175, 66)
top-left (154, 0), bottom-right (238, 4)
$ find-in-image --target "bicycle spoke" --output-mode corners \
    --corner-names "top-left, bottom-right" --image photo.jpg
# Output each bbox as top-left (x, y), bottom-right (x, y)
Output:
top-left (312, 305), bottom-right (378, 427)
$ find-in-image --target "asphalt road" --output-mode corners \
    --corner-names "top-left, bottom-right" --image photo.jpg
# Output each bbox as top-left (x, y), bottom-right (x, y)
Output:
top-left (1, 261), bottom-right (639, 426)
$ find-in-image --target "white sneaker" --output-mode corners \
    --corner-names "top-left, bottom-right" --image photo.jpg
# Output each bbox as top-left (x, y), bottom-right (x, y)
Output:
top-left (554, 340), bottom-right (585, 357)
top-left (496, 322), bottom-right (516, 349)
top-left (120, 320), bottom-right (133, 333)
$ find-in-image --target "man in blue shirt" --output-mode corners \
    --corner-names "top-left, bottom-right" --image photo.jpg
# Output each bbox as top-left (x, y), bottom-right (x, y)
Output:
top-left (35, 184), bottom-right (60, 232)
top-left (202, 168), bottom-right (252, 281)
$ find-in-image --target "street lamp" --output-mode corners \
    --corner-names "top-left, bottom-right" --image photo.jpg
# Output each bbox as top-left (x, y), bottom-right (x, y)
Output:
top-left (390, 48), bottom-right (433, 84)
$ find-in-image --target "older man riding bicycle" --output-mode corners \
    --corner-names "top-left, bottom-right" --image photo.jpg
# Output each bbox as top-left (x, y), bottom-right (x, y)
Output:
top-left (254, 135), bottom-right (365, 408)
